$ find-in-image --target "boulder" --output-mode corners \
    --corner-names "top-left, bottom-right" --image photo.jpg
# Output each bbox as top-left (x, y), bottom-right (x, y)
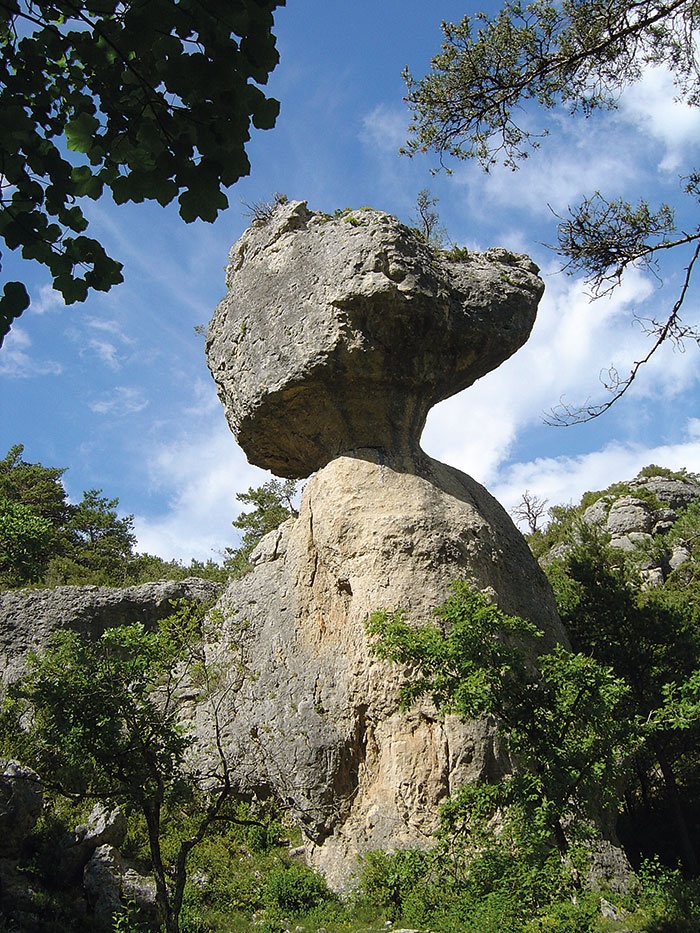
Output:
top-left (207, 200), bottom-right (543, 478)
top-left (0, 578), bottom-right (222, 688)
top-left (60, 804), bottom-right (128, 883)
top-left (83, 844), bottom-right (159, 931)
top-left (0, 760), bottom-right (42, 858)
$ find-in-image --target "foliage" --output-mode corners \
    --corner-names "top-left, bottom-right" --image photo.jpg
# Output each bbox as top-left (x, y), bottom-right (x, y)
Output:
top-left (241, 191), bottom-right (288, 225)
top-left (368, 582), bottom-right (633, 866)
top-left (546, 529), bottom-right (700, 874)
top-left (263, 863), bottom-right (335, 916)
top-left (528, 469), bottom-right (700, 873)
top-left (411, 188), bottom-right (447, 248)
top-left (0, 600), bottom-right (246, 933)
top-left (224, 478), bottom-right (299, 578)
top-left (403, 0), bottom-right (700, 421)
top-left (0, 497), bottom-right (54, 585)
top-left (0, 0), bottom-right (284, 342)
top-left (46, 487), bottom-right (137, 585)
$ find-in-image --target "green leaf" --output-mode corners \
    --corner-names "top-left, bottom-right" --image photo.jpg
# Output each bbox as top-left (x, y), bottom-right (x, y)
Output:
top-left (65, 112), bottom-right (100, 154)
top-left (0, 282), bottom-right (30, 344)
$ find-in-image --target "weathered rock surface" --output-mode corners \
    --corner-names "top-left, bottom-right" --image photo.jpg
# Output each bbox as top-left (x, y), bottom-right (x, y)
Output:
top-left (200, 202), bottom-right (577, 887)
top-left (207, 200), bottom-right (544, 478)
top-left (0, 577), bottom-right (222, 688)
top-left (83, 844), bottom-right (159, 931)
top-left (0, 761), bottom-right (42, 858)
top-left (580, 471), bottom-right (700, 574)
top-left (196, 451), bottom-right (567, 887)
top-left (60, 804), bottom-right (128, 884)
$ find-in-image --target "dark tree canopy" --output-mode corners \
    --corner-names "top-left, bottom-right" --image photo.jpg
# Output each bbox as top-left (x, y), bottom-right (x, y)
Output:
top-left (0, 0), bottom-right (284, 343)
top-left (404, 0), bottom-right (699, 420)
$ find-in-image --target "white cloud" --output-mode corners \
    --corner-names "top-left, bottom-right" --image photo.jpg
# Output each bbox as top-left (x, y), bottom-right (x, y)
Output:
top-left (89, 386), bottom-right (149, 415)
top-left (0, 327), bottom-right (63, 378)
top-left (492, 422), bottom-right (700, 531)
top-left (618, 65), bottom-right (700, 172)
top-left (31, 284), bottom-right (66, 315)
top-left (450, 119), bottom-right (633, 222)
top-left (133, 423), bottom-right (269, 562)
top-left (360, 103), bottom-right (410, 155)
top-left (68, 317), bottom-right (137, 371)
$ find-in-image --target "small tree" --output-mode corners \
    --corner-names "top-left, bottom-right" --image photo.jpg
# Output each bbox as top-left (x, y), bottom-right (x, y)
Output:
top-left (225, 478), bottom-right (299, 577)
top-left (410, 188), bottom-right (447, 248)
top-left (367, 582), bottom-right (633, 877)
top-left (512, 490), bottom-right (549, 534)
top-left (47, 488), bottom-right (138, 585)
top-left (1, 602), bottom-right (255, 933)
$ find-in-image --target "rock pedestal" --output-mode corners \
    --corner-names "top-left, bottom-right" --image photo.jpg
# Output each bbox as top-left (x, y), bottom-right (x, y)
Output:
top-left (204, 201), bottom-right (566, 886)
top-left (195, 452), bottom-right (565, 886)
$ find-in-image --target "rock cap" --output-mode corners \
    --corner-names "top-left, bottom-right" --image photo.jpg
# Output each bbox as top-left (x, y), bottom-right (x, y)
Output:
top-left (207, 200), bottom-right (544, 477)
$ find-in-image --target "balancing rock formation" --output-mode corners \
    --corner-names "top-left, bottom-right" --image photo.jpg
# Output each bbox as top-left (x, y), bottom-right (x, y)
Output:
top-left (203, 201), bottom-right (569, 886)
top-left (208, 200), bottom-right (545, 478)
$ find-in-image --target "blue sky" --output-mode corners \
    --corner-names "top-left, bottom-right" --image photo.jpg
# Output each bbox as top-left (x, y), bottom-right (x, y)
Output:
top-left (2, 0), bottom-right (700, 562)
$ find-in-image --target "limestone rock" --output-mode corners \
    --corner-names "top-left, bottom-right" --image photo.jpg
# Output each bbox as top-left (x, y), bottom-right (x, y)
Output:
top-left (196, 451), bottom-right (566, 887)
top-left (207, 200), bottom-right (543, 478)
top-left (578, 471), bottom-right (700, 576)
top-left (0, 761), bottom-right (42, 858)
top-left (606, 497), bottom-right (655, 536)
top-left (83, 844), bottom-right (159, 931)
top-left (60, 804), bottom-right (128, 883)
top-left (630, 473), bottom-right (700, 510)
top-left (0, 578), bottom-right (222, 688)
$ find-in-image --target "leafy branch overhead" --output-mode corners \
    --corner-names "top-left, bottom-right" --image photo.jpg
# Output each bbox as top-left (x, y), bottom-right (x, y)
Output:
top-left (404, 0), bottom-right (699, 420)
top-left (0, 0), bottom-right (284, 343)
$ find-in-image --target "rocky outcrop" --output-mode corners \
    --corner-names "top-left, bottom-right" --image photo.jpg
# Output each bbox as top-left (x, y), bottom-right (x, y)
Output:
top-left (83, 845), bottom-right (159, 931)
top-left (59, 804), bottom-right (128, 884)
top-left (196, 453), bottom-right (564, 886)
top-left (580, 471), bottom-right (700, 576)
top-left (207, 200), bottom-right (543, 478)
top-left (0, 577), bottom-right (222, 688)
top-left (0, 761), bottom-right (42, 858)
top-left (200, 201), bottom-right (574, 886)
top-left (196, 462), bottom-right (565, 887)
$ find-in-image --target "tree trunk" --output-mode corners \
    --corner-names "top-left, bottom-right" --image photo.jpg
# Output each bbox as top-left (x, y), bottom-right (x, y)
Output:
top-left (144, 803), bottom-right (179, 933)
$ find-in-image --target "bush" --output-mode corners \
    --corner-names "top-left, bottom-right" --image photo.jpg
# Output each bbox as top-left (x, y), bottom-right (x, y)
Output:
top-left (357, 848), bottom-right (433, 920)
top-left (263, 863), bottom-right (334, 915)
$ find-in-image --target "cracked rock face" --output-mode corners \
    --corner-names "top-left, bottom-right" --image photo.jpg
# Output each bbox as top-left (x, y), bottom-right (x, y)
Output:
top-left (206, 200), bottom-right (544, 478)
top-left (196, 453), bottom-right (567, 888)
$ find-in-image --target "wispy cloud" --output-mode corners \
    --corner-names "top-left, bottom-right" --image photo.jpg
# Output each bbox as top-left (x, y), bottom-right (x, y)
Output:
top-left (618, 65), bottom-right (700, 173)
top-left (0, 327), bottom-right (63, 378)
top-left (31, 283), bottom-right (66, 315)
top-left (89, 386), bottom-right (149, 415)
top-left (69, 316), bottom-right (137, 371)
top-left (133, 422), bottom-right (269, 562)
top-left (360, 103), bottom-right (409, 155)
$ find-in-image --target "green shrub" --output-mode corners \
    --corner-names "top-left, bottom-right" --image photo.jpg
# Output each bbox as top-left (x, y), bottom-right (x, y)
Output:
top-left (263, 863), bottom-right (334, 915)
top-left (357, 848), bottom-right (432, 920)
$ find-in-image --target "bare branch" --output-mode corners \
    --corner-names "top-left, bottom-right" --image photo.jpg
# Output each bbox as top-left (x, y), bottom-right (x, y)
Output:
top-left (546, 237), bottom-right (700, 424)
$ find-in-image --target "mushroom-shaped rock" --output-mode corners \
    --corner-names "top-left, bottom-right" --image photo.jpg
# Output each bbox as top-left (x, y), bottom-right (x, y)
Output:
top-left (207, 200), bottom-right (544, 478)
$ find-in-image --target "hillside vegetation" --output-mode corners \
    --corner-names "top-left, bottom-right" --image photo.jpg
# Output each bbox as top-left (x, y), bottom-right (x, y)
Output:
top-left (1, 455), bottom-right (699, 932)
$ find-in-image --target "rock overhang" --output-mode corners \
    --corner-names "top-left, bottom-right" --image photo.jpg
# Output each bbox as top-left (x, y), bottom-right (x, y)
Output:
top-left (206, 200), bottom-right (544, 478)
